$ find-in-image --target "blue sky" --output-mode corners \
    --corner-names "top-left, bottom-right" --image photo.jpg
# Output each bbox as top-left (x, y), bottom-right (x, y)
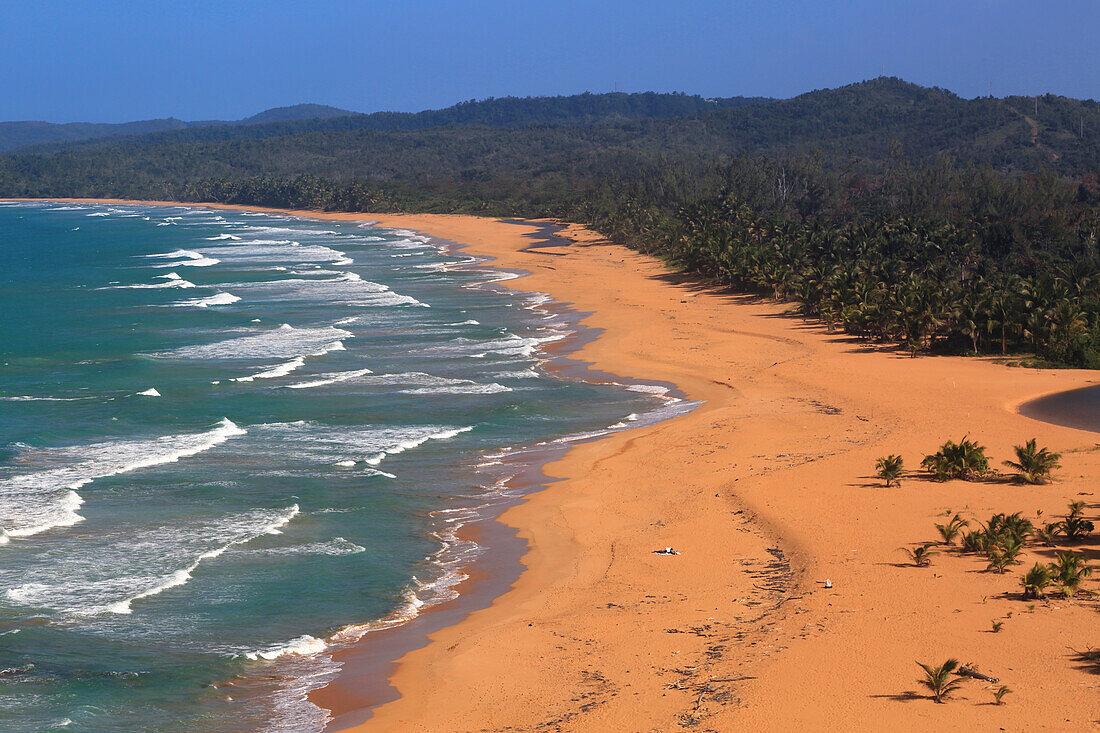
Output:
top-left (3, 0), bottom-right (1097, 122)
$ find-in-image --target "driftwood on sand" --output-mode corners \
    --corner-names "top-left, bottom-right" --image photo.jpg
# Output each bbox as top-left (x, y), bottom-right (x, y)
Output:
top-left (956, 665), bottom-right (999, 683)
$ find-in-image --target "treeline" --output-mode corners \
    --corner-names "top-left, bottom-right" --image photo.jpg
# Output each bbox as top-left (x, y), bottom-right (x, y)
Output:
top-left (132, 158), bottom-right (1100, 368)
top-left (3, 79), bottom-right (1100, 366)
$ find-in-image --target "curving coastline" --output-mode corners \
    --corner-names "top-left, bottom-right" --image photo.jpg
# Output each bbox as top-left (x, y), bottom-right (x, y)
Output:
top-left (322, 214), bottom-right (1100, 732)
top-left (11, 201), bottom-right (1100, 731)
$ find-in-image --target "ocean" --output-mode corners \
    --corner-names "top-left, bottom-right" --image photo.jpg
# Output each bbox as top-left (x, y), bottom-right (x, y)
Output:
top-left (0, 202), bottom-right (687, 732)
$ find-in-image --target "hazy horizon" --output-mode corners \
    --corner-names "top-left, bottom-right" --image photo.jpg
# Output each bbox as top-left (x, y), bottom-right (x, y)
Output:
top-left (3, 0), bottom-right (1098, 124)
top-left (4, 75), bottom-right (1098, 126)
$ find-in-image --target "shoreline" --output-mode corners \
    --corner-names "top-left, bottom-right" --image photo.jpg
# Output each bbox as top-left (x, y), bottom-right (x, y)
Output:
top-left (7, 199), bottom-right (1100, 731)
top-left (3, 198), bottom-right (699, 730)
top-left (310, 233), bottom-right (695, 730)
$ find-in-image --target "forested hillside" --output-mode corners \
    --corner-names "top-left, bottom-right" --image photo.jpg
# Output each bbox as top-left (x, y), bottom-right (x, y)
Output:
top-left (0, 103), bottom-right (362, 153)
top-left (3, 77), bottom-right (1100, 367)
top-left (5, 92), bottom-right (768, 155)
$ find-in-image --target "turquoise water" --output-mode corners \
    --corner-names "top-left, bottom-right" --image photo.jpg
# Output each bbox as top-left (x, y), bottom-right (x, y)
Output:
top-left (0, 203), bottom-right (682, 732)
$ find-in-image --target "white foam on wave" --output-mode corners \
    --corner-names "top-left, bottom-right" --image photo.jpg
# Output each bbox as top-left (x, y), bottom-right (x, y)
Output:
top-left (402, 382), bottom-right (511, 395)
top-left (422, 333), bottom-right (545, 359)
top-left (363, 426), bottom-right (473, 465)
top-left (284, 367), bottom-right (374, 389)
top-left (105, 505), bottom-right (298, 615)
top-left (105, 272), bottom-right (198, 289)
top-left (199, 239), bottom-right (350, 266)
top-left (0, 395), bottom-right (97, 402)
top-left (254, 422), bottom-right (471, 471)
top-left (206, 233), bottom-right (241, 241)
top-left (170, 291), bottom-right (241, 308)
top-left (0, 419), bottom-right (246, 540)
top-left (410, 260), bottom-right (464, 272)
top-left (243, 634), bottom-right (326, 661)
top-left (150, 324), bottom-right (353, 361)
top-left (330, 511), bottom-right (479, 646)
top-left (625, 383), bottom-right (671, 396)
top-left (292, 370), bottom-right (507, 395)
top-left (136, 388), bottom-right (161, 397)
top-left (157, 256), bottom-right (220, 268)
top-left (223, 272), bottom-right (426, 308)
top-left (241, 225), bottom-right (339, 237)
top-left (232, 356), bottom-right (307, 382)
top-left (468, 270), bottom-right (521, 284)
top-left (144, 249), bottom-right (220, 267)
top-left (238, 537), bottom-right (366, 558)
top-left (5, 504), bottom-right (298, 616)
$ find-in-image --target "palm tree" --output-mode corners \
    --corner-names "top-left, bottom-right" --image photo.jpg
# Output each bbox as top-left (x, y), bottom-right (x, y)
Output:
top-left (984, 512), bottom-right (1034, 545)
top-left (935, 513), bottom-right (969, 544)
top-left (922, 437), bottom-right (990, 481)
top-left (960, 529), bottom-right (989, 554)
top-left (986, 548), bottom-right (1019, 574)
top-left (1021, 563), bottom-right (1052, 600)
top-left (1003, 439), bottom-right (1061, 484)
top-left (876, 455), bottom-right (905, 487)
top-left (986, 288), bottom-right (1017, 355)
top-left (1036, 521), bottom-right (1060, 546)
top-left (900, 543), bottom-right (939, 567)
top-left (1049, 552), bottom-right (1092, 598)
top-left (992, 685), bottom-right (1012, 705)
top-left (1059, 501), bottom-right (1095, 541)
top-left (916, 659), bottom-right (966, 702)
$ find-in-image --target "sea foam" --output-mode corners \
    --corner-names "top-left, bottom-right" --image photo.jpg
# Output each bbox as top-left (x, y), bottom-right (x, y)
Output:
top-left (150, 325), bottom-right (353, 362)
top-left (170, 292), bottom-right (241, 308)
top-left (5, 504), bottom-right (298, 616)
top-left (145, 249), bottom-right (221, 267)
top-left (0, 419), bottom-right (246, 540)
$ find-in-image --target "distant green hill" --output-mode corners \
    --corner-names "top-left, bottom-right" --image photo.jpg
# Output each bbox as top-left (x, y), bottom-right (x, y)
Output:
top-left (8, 92), bottom-right (771, 155)
top-left (240, 104), bottom-right (354, 125)
top-left (0, 118), bottom-right (193, 153)
top-left (5, 79), bottom-right (1097, 179)
top-left (0, 103), bottom-right (360, 153)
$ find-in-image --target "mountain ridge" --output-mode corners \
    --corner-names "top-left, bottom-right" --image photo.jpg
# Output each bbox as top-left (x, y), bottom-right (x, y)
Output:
top-left (0, 103), bottom-right (359, 152)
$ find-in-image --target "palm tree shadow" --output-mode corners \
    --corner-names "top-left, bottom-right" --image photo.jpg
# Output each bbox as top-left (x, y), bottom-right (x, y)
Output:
top-left (1069, 647), bottom-right (1100, 675)
top-left (869, 691), bottom-right (926, 703)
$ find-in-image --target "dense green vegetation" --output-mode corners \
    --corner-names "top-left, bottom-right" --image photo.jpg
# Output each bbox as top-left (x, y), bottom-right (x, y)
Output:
top-left (0, 103), bottom-right (358, 153)
top-left (6, 92), bottom-right (767, 155)
top-left (3, 78), bottom-right (1100, 366)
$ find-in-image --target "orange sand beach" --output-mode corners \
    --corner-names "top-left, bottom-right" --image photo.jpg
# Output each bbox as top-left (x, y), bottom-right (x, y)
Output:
top-left (14, 201), bottom-right (1100, 731)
